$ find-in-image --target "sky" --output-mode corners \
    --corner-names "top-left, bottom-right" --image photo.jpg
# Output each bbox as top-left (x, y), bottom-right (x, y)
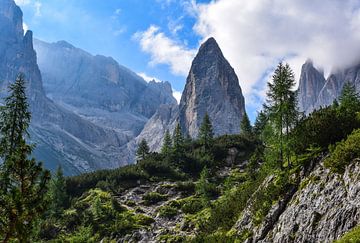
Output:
top-left (15, 0), bottom-right (360, 122)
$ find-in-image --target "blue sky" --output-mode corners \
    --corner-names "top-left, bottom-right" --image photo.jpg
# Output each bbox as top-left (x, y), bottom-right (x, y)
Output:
top-left (16, 0), bottom-right (360, 122)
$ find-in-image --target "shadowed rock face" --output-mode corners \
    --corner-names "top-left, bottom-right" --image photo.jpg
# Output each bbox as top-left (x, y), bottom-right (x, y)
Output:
top-left (297, 60), bottom-right (326, 114)
top-left (179, 37), bottom-right (246, 138)
top-left (0, 0), bottom-right (176, 175)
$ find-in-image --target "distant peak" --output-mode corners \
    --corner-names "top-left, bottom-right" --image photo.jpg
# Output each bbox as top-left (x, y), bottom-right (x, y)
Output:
top-left (200, 37), bottom-right (220, 50)
top-left (55, 40), bottom-right (75, 49)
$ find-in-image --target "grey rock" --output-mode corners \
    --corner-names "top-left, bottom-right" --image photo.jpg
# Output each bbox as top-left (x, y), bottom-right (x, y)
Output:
top-left (179, 37), bottom-right (246, 138)
top-left (0, 0), bottom-right (176, 175)
top-left (263, 161), bottom-right (360, 243)
top-left (297, 60), bottom-right (326, 114)
top-left (298, 59), bottom-right (360, 114)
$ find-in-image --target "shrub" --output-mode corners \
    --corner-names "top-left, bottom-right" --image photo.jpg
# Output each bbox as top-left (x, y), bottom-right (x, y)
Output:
top-left (324, 129), bottom-right (360, 173)
top-left (158, 205), bottom-right (179, 218)
top-left (181, 197), bottom-right (205, 214)
top-left (142, 192), bottom-right (167, 205)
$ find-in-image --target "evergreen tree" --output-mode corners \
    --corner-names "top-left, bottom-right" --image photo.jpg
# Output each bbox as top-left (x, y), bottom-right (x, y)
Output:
top-left (265, 62), bottom-right (298, 166)
top-left (198, 113), bottom-right (214, 149)
top-left (338, 82), bottom-right (360, 112)
top-left (172, 123), bottom-right (184, 156)
top-left (49, 166), bottom-right (68, 218)
top-left (253, 110), bottom-right (268, 137)
top-left (136, 139), bottom-right (150, 161)
top-left (0, 74), bottom-right (30, 159)
top-left (161, 129), bottom-right (172, 156)
top-left (240, 112), bottom-right (253, 138)
top-left (0, 74), bottom-right (50, 242)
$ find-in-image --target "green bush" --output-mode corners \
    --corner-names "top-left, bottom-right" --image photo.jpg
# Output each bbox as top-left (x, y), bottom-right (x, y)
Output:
top-left (142, 192), bottom-right (167, 205)
top-left (158, 204), bottom-right (179, 218)
top-left (325, 129), bottom-right (360, 173)
top-left (181, 197), bottom-right (205, 214)
top-left (335, 225), bottom-right (360, 243)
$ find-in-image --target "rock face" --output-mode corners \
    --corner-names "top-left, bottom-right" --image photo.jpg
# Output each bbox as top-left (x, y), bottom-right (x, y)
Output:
top-left (297, 60), bottom-right (326, 114)
top-left (263, 160), bottom-right (360, 242)
top-left (298, 60), bottom-right (360, 114)
top-left (179, 37), bottom-right (246, 138)
top-left (232, 159), bottom-right (360, 242)
top-left (0, 0), bottom-right (176, 175)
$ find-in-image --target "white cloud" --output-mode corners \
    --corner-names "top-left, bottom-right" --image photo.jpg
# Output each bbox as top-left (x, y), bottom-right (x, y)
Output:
top-left (23, 22), bottom-right (29, 33)
top-left (15, 0), bottom-right (31, 6)
top-left (193, 0), bottom-right (360, 106)
top-left (133, 25), bottom-right (196, 76)
top-left (172, 89), bottom-right (182, 104)
top-left (137, 72), bottom-right (161, 83)
top-left (34, 1), bottom-right (41, 16)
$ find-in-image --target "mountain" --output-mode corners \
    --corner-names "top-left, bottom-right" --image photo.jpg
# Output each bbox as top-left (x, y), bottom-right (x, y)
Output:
top-left (297, 60), bottom-right (326, 114)
top-left (0, 0), bottom-right (176, 175)
top-left (179, 37), bottom-right (246, 138)
top-left (298, 60), bottom-right (360, 114)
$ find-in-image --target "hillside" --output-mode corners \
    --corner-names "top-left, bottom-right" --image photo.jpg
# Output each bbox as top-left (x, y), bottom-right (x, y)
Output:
top-left (33, 84), bottom-right (360, 241)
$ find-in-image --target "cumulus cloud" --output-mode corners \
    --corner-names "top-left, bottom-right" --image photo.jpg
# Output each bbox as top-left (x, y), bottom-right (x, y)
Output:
top-left (133, 25), bottom-right (196, 76)
top-left (137, 72), bottom-right (161, 83)
top-left (193, 0), bottom-right (360, 107)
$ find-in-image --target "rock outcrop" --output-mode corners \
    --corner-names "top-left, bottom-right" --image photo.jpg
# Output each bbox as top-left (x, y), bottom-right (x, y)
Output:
top-left (263, 160), bottom-right (360, 242)
top-left (297, 60), bottom-right (326, 114)
top-left (179, 37), bottom-right (246, 138)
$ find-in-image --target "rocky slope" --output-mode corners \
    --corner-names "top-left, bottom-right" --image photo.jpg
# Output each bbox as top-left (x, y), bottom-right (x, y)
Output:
top-left (263, 160), bottom-right (360, 242)
top-left (179, 37), bottom-right (246, 138)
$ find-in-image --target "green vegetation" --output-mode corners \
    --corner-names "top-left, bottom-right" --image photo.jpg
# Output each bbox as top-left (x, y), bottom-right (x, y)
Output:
top-left (325, 129), bottom-right (360, 173)
top-left (142, 192), bottom-right (168, 205)
top-left (0, 74), bottom-right (50, 242)
top-left (335, 225), bottom-right (360, 243)
top-left (2, 66), bottom-right (360, 242)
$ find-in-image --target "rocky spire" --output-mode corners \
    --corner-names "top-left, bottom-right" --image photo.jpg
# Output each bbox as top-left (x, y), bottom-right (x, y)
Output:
top-left (297, 60), bottom-right (326, 113)
top-left (179, 37), bottom-right (246, 137)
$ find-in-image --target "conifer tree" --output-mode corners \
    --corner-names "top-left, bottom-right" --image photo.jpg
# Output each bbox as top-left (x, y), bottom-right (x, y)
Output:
top-left (0, 74), bottom-right (50, 242)
top-left (253, 110), bottom-right (268, 137)
top-left (161, 129), bottom-right (172, 156)
top-left (265, 62), bottom-right (298, 166)
top-left (49, 166), bottom-right (68, 218)
top-left (198, 113), bottom-right (214, 149)
top-left (0, 74), bottom-right (30, 159)
top-left (136, 139), bottom-right (150, 161)
top-left (240, 112), bottom-right (253, 138)
top-left (172, 122), bottom-right (184, 156)
top-left (338, 82), bottom-right (360, 112)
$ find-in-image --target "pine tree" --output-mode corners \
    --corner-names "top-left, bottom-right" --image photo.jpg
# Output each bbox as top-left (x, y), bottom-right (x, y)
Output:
top-left (0, 74), bottom-right (50, 242)
top-left (161, 129), bottom-right (172, 156)
top-left (240, 112), bottom-right (253, 138)
top-left (49, 166), bottom-right (68, 218)
top-left (198, 113), bottom-right (214, 149)
top-left (339, 82), bottom-right (360, 112)
top-left (253, 110), bottom-right (268, 137)
top-left (265, 62), bottom-right (298, 166)
top-left (0, 74), bottom-right (30, 159)
top-left (172, 122), bottom-right (184, 156)
top-left (136, 139), bottom-right (150, 161)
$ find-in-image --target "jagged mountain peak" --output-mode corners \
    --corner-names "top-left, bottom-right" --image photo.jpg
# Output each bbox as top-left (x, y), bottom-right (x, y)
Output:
top-left (179, 37), bottom-right (245, 137)
top-left (297, 60), bottom-right (326, 114)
